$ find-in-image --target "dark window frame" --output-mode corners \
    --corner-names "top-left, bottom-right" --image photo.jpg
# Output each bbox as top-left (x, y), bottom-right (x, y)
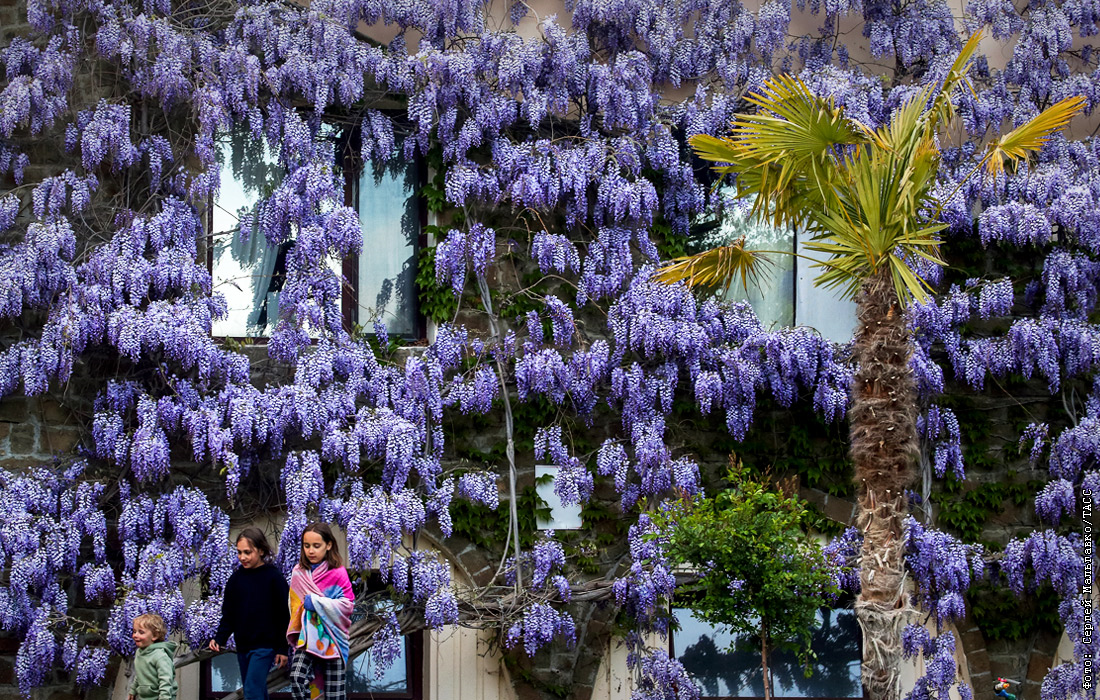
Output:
top-left (198, 632), bottom-right (425, 700)
top-left (205, 120), bottom-right (428, 343)
top-left (668, 604), bottom-right (867, 700)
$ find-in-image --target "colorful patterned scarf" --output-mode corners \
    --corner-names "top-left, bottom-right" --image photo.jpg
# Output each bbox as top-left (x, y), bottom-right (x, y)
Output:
top-left (287, 562), bottom-right (354, 663)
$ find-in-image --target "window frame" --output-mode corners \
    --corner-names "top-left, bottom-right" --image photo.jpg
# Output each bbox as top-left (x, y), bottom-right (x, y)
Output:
top-left (205, 121), bottom-right (428, 343)
top-left (198, 632), bottom-right (425, 700)
top-left (668, 604), bottom-right (867, 700)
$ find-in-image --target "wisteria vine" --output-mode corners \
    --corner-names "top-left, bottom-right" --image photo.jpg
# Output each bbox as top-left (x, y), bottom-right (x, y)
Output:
top-left (0, 0), bottom-right (1096, 697)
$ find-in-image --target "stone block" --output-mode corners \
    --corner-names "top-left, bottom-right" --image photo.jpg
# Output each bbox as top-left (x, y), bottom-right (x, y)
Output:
top-left (0, 458), bottom-right (39, 469)
top-left (41, 427), bottom-right (79, 454)
top-left (989, 659), bottom-right (1018, 682)
top-left (514, 684), bottom-right (542, 700)
top-left (1021, 680), bottom-right (1043, 700)
top-left (801, 487), bottom-right (828, 509)
top-left (36, 398), bottom-right (72, 424)
top-left (9, 423), bottom-right (37, 455)
top-left (1025, 652), bottom-right (1053, 683)
top-left (821, 494), bottom-right (857, 524)
top-left (571, 684), bottom-right (595, 700)
top-left (960, 628), bottom-right (987, 654)
top-left (585, 617), bottom-right (608, 639)
top-left (0, 398), bottom-right (28, 423)
top-left (457, 548), bottom-right (490, 578)
top-left (967, 650), bottom-right (991, 676)
top-left (970, 671), bottom-right (995, 700)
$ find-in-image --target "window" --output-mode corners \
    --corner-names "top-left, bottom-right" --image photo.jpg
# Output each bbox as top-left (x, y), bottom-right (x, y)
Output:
top-left (209, 127), bottom-right (423, 339)
top-left (200, 634), bottom-right (423, 700)
top-left (670, 607), bottom-right (862, 700)
top-left (535, 465), bottom-right (583, 530)
top-left (706, 190), bottom-right (857, 343)
top-left (354, 157), bottom-right (421, 339)
top-left (208, 131), bottom-right (285, 338)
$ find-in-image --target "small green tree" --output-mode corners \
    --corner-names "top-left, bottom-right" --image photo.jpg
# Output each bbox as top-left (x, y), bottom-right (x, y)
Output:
top-left (653, 462), bottom-right (838, 700)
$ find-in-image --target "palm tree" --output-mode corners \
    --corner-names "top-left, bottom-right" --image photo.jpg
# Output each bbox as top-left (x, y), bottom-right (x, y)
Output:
top-left (655, 31), bottom-right (1083, 700)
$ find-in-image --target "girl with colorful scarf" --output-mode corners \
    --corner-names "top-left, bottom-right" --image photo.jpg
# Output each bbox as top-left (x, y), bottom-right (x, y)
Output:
top-left (286, 523), bottom-right (355, 700)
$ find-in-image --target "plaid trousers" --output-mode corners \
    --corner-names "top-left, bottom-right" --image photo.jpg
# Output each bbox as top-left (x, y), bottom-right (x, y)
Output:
top-left (288, 650), bottom-right (346, 700)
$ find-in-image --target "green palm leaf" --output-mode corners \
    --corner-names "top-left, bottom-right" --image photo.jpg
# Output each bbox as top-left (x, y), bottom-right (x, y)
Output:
top-left (653, 238), bottom-right (774, 293)
top-left (982, 95), bottom-right (1087, 176)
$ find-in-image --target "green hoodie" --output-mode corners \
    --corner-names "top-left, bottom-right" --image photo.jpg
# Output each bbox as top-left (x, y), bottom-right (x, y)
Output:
top-left (132, 641), bottom-right (178, 700)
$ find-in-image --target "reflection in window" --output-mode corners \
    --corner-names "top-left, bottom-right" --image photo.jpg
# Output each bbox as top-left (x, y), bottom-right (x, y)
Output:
top-left (210, 129), bottom-right (421, 339)
top-left (206, 641), bottom-right (410, 695)
top-left (672, 607), bottom-right (862, 699)
top-left (794, 234), bottom-right (857, 345)
top-left (535, 465), bottom-right (583, 530)
top-left (357, 158), bottom-right (420, 338)
top-left (210, 132), bottom-right (286, 338)
top-left (702, 189), bottom-right (795, 329)
top-left (693, 189), bottom-right (857, 342)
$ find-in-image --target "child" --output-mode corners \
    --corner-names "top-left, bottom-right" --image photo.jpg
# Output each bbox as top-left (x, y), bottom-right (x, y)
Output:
top-left (129, 613), bottom-right (177, 700)
top-left (208, 527), bottom-right (291, 700)
top-left (286, 522), bottom-right (355, 700)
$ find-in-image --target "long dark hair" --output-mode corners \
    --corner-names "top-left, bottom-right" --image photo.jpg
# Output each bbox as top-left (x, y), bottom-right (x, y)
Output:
top-left (298, 522), bottom-right (342, 569)
top-left (237, 527), bottom-right (274, 561)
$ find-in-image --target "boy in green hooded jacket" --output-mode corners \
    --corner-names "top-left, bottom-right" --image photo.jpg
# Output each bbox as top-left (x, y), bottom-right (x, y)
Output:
top-left (129, 614), bottom-right (178, 700)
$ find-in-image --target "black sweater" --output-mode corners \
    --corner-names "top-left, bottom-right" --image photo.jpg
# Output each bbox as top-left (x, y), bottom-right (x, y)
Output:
top-left (213, 563), bottom-right (291, 653)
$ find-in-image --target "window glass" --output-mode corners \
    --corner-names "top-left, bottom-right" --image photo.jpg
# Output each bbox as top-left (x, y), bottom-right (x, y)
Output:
top-left (535, 465), bottom-right (583, 530)
top-left (347, 640), bottom-right (409, 693)
top-left (794, 233), bottom-right (857, 344)
top-left (694, 188), bottom-right (857, 340)
top-left (210, 132), bottom-right (286, 338)
top-left (702, 189), bottom-right (795, 329)
top-left (690, 188), bottom-right (796, 330)
top-left (207, 654), bottom-right (291, 693)
top-left (211, 128), bottom-right (420, 339)
top-left (672, 607), bottom-right (862, 699)
top-left (357, 158), bottom-right (420, 338)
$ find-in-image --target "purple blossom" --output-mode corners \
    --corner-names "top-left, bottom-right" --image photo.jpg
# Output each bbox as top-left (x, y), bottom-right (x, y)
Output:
top-left (504, 603), bottom-right (576, 656)
top-left (629, 646), bottom-right (700, 700)
top-left (823, 527), bottom-right (862, 595)
top-left (1034, 479), bottom-right (1075, 525)
top-left (1, 0), bottom-right (1098, 695)
top-left (531, 232), bottom-right (580, 274)
top-left (457, 471), bottom-right (499, 509)
top-left (978, 278), bottom-right (1014, 319)
top-left (978, 203), bottom-right (1052, 247)
top-left (906, 518), bottom-right (984, 625)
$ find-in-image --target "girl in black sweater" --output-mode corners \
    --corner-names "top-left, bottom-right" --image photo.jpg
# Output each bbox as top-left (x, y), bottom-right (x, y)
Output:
top-left (209, 528), bottom-right (291, 700)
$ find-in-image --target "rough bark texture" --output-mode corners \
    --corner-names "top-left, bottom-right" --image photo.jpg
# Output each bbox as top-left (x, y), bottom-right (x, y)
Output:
top-left (850, 268), bottom-right (919, 700)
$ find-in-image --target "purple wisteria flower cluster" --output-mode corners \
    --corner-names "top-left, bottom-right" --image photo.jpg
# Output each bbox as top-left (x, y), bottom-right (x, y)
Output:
top-left (905, 518), bottom-right (985, 626)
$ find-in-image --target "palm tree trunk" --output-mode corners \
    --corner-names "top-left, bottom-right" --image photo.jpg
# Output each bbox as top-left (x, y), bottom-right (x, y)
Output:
top-left (849, 268), bottom-right (918, 700)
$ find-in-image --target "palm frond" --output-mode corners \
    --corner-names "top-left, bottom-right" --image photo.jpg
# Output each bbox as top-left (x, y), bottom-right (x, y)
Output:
top-left (689, 134), bottom-right (741, 166)
top-left (928, 30), bottom-right (985, 126)
top-left (982, 95), bottom-right (1087, 176)
top-left (733, 75), bottom-right (865, 165)
top-left (653, 237), bottom-right (774, 293)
